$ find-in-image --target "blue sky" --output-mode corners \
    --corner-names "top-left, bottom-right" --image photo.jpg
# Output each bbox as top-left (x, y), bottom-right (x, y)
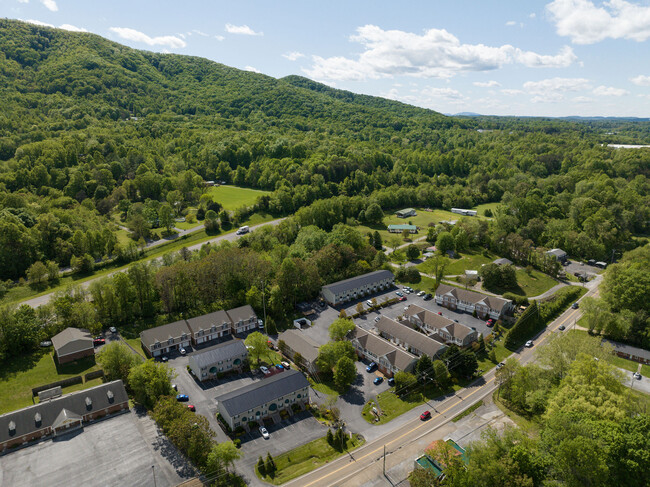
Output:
top-left (3, 0), bottom-right (650, 117)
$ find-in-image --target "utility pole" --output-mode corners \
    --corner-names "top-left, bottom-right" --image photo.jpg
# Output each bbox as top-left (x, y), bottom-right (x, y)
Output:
top-left (260, 279), bottom-right (267, 333)
top-left (383, 445), bottom-right (386, 477)
top-left (152, 465), bottom-right (157, 487)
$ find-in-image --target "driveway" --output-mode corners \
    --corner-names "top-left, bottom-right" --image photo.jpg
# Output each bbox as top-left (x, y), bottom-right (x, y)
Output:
top-left (0, 410), bottom-right (196, 487)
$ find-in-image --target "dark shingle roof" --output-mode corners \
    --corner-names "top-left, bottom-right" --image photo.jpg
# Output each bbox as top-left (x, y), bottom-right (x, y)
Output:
top-left (0, 381), bottom-right (128, 444)
top-left (375, 316), bottom-right (447, 358)
top-left (186, 310), bottom-right (231, 334)
top-left (51, 328), bottom-right (93, 357)
top-left (188, 340), bottom-right (248, 369)
top-left (278, 330), bottom-right (320, 363)
top-left (226, 305), bottom-right (257, 324)
top-left (435, 284), bottom-right (511, 313)
top-left (322, 270), bottom-right (394, 295)
top-left (140, 320), bottom-right (190, 346)
top-left (218, 369), bottom-right (309, 417)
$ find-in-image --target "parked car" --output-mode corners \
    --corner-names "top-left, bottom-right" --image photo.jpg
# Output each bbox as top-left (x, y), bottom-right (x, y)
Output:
top-left (571, 302), bottom-right (579, 309)
top-left (374, 316), bottom-right (381, 322)
top-left (275, 364), bottom-right (284, 370)
top-left (176, 394), bottom-right (189, 402)
top-left (404, 306), bottom-right (410, 311)
top-left (420, 410), bottom-right (431, 421)
top-left (259, 426), bottom-right (270, 439)
top-left (399, 296), bottom-right (407, 302)
top-left (366, 300), bottom-right (373, 306)
top-left (260, 366), bottom-right (270, 374)
top-left (373, 376), bottom-right (384, 385)
top-left (281, 361), bottom-right (291, 369)
top-left (39, 340), bottom-right (52, 348)
top-left (525, 340), bottom-right (533, 348)
top-left (161, 356), bottom-right (169, 362)
top-left (403, 289), bottom-right (411, 294)
top-left (187, 405), bottom-right (196, 412)
top-left (558, 325), bottom-right (566, 331)
top-left (453, 319), bottom-right (459, 323)
top-left (387, 377), bottom-right (395, 386)
top-left (179, 347), bottom-right (187, 355)
top-left (171, 384), bottom-right (178, 391)
top-left (423, 294), bottom-right (432, 300)
top-left (417, 291), bottom-right (426, 296)
top-left (395, 291), bottom-right (403, 297)
top-left (496, 362), bottom-right (505, 370)
top-left (486, 319), bottom-right (495, 327)
top-left (109, 326), bottom-right (117, 333)
top-left (319, 300), bottom-right (326, 308)
top-left (437, 311), bottom-right (443, 315)
top-left (633, 372), bottom-right (642, 380)
top-left (366, 362), bottom-right (378, 373)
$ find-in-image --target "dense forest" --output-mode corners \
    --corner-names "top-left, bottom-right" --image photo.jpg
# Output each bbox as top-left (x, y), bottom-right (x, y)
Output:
top-left (0, 19), bottom-right (649, 284)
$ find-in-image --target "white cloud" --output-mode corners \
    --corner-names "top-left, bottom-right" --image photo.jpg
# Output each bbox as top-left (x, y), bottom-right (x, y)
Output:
top-left (40, 0), bottom-right (57, 11)
top-left (547, 0), bottom-right (650, 44)
top-left (304, 25), bottom-right (576, 81)
top-left (18, 0), bottom-right (29, 3)
top-left (506, 20), bottom-right (517, 26)
top-left (109, 27), bottom-right (186, 49)
top-left (524, 77), bottom-right (591, 94)
top-left (474, 80), bottom-right (501, 87)
top-left (283, 51), bottom-right (305, 61)
top-left (529, 12), bottom-right (537, 18)
top-left (593, 85), bottom-right (629, 96)
top-left (244, 65), bottom-right (261, 73)
top-left (192, 30), bottom-right (208, 37)
top-left (60, 24), bottom-right (88, 32)
top-left (630, 74), bottom-right (650, 86)
top-left (573, 96), bottom-right (594, 102)
top-left (214, 35), bottom-right (225, 41)
top-left (501, 88), bottom-right (524, 95)
top-left (25, 19), bottom-right (53, 27)
top-left (225, 23), bottom-right (263, 36)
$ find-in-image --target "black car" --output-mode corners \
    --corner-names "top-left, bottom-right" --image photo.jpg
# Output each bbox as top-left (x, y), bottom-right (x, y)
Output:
top-left (387, 377), bottom-right (395, 387)
top-left (423, 293), bottom-right (432, 301)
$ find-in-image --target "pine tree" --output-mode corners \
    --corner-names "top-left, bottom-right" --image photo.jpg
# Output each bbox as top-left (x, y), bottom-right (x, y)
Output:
top-left (265, 452), bottom-right (275, 474)
top-left (257, 456), bottom-right (266, 476)
top-left (326, 428), bottom-right (334, 445)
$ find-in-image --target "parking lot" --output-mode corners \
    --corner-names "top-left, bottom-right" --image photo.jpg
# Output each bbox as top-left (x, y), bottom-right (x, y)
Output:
top-left (0, 410), bottom-right (195, 487)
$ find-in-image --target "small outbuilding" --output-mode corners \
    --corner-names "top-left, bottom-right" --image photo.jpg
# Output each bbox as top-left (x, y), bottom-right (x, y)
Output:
top-left (545, 248), bottom-right (567, 262)
top-left (388, 224), bottom-right (418, 234)
top-left (493, 257), bottom-right (513, 266)
top-left (51, 328), bottom-right (94, 365)
top-left (395, 208), bottom-right (417, 218)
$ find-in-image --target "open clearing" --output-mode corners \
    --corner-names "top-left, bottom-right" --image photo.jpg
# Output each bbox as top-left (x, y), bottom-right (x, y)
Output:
top-left (206, 185), bottom-right (272, 210)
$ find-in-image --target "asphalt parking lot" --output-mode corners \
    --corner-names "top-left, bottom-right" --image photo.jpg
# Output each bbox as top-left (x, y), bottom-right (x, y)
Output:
top-left (0, 410), bottom-right (195, 487)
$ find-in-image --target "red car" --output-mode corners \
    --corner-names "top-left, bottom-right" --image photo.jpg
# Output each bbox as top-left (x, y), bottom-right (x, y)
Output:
top-left (398, 296), bottom-right (407, 302)
top-left (420, 410), bottom-right (431, 421)
top-left (486, 319), bottom-right (495, 327)
top-left (93, 338), bottom-right (105, 346)
top-left (437, 311), bottom-right (443, 315)
top-left (187, 405), bottom-right (196, 412)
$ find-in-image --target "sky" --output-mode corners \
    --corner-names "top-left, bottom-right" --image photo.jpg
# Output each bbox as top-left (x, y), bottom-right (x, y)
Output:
top-left (2, 0), bottom-right (650, 117)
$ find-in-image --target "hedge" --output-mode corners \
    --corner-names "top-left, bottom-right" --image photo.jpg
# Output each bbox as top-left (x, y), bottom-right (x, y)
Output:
top-left (539, 286), bottom-right (584, 322)
top-left (504, 301), bottom-right (541, 350)
top-left (84, 369), bottom-right (105, 381)
top-left (32, 376), bottom-right (83, 396)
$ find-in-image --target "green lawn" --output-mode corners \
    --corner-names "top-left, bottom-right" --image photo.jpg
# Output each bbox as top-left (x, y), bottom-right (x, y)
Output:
top-left (248, 349), bottom-right (284, 372)
top-left (418, 250), bottom-right (497, 277)
top-left (0, 351), bottom-right (101, 415)
top-left (514, 269), bottom-right (558, 297)
top-left (173, 219), bottom-right (202, 231)
top-left (309, 378), bottom-right (340, 397)
top-left (451, 400), bottom-right (483, 422)
top-left (206, 185), bottom-right (272, 211)
top-left (492, 392), bottom-right (541, 434)
top-left (256, 434), bottom-right (364, 485)
top-left (473, 202), bottom-right (500, 217)
top-left (123, 338), bottom-right (147, 359)
top-left (115, 228), bottom-right (133, 247)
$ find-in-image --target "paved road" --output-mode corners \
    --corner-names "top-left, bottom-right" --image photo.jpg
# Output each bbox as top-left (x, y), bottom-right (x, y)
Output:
top-left (281, 276), bottom-right (602, 487)
top-left (20, 218), bottom-right (285, 309)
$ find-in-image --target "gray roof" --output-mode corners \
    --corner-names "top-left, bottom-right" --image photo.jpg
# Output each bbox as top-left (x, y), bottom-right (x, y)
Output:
top-left (493, 258), bottom-right (513, 266)
top-left (226, 305), bottom-right (257, 324)
top-left (546, 248), bottom-right (567, 258)
top-left (322, 270), bottom-right (395, 295)
top-left (348, 327), bottom-right (417, 371)
top-left (278, 330), bottom-right (320, 364)
top-left (405, 305), bottom-right (456, 330)
top-left (375, 316), bottom-right (447, 358)
top-left (604, 339), bottom-right (650, 361)
top-left (188, 340), bottom-right (248, 369)
top-left (218, 369), bottom-right (309, 417)
top-left (435, 284), bottom-right (511, 313)
top-left (140, 320), bottom-right (190, 346)
top-left (186, 310), bottom-right (231, 334)
top-left (0, 381), bottom-right (128, 445)
top-left (51, 328), bottom-right (93, 357)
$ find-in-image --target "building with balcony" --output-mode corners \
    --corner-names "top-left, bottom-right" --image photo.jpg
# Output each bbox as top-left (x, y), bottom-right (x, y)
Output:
top-left (321, 270), bottom-right (395, 306)
top-left (188, 340), bottom-right (248, 381)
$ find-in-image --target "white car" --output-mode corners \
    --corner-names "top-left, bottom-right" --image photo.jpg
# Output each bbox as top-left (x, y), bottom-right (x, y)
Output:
top-left (417, 291), bottom-right (425, 296)
top-left (259, 426), bottom-right (270, 439)
top-left (403, 289), bottom-right (411, 294)
top-left (179, 347), bottom-right (187, 355)
top-left (374, 316), bottom-right (381, 322)
top-left (109, 326), bottom-right (117, 333)
top-left (525, 340), bottom-right (533, 348)
top-left (366, 300), bottom-right (373, 306)
top-left (260, 366), bottom-right (270, 374)
top-left (633, 372), bottom-right (642, 380)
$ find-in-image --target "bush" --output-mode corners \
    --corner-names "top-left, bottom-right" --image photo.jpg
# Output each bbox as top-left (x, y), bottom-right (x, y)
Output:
top-left (504, 301), bottom-right (541, 350)
top-left (84, 369), bottom-right (105, 381)
top-left (32, 376), bottom-right (83, 396)
top-left (233, 438), bottom-right (241, 448)
top-left (503, 292), bottom-right (529, 307)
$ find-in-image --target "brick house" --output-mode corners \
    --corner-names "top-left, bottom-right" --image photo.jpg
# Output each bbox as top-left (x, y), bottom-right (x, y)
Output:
top-left (51, 328), bottom-right (94, 365)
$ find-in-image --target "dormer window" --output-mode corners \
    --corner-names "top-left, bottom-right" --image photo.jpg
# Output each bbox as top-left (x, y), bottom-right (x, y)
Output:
top-left (35, 413), bottom-right (42, 427)
top-left (107, 390), bottom-right (114, 403)
top-left (8, 421), bottom-right (16, 435)
top-left (85, 397), bottom-right (93, 410)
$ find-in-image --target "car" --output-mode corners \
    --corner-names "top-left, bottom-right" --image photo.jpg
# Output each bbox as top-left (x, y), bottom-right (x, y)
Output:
top-left (109, 326), bottom-right (117, 333)
top-left (179, 347), bottom-right (187, 355)
top-left (275, 364), bottom-right (284, 370)
top-left (423, 294), bottom-right (432, 301)
top-left (176, 394), bottom-right (189, 402)
top-left (259, 426), bottom-right (270, 439)
top-left (571, 302), bottom-right (579, 309)
top-left (406, 286), bottom-right (413, 292)
top-left (366, 362), bottom-right (378, 373)
top-left (366, 300), bottom-right (373, 306)
top-left (319, 300), bottom-right (326, 308)
top-left (525, 340), bottom-right (533, 348)
top-left (633, 372), bottom-right (642, 380)
top-left (496, 362), bottom-right (505, 370)
top-left (93, 338), bottom-right (106, 348)
top-left (171, 384), bottom-right (178, 391)
top-left (399, 296), bottom-right (407, 302)
top-left (374, 316), bottom-right (381, 322)
top-left (437, 311), bottom-right (443, 315)
top-left (420, 410), bottom-right (432, 421)
top-left (281, 361), bottom-right (291, 369)
top-left (453, 319), bottom-right (459, 323)
top-left (417, 291), bottom-right (426, 296)
top-left (486, 319), bottom-right (495, 327)
top-left (395, 291), bottom-right (403, 297)
top-left (558, 325), bottom-right (566, 331)
top-left (403, 289), bottom-right (411, 294)
top-left (404, 306), bottom-right (410, 311)
top-left (387, 377), bottom-right (395, 386)
top-left (39, 340), bottom-right (52, 348)
top-left (373, 377), bottom-right (384, 385)
top-left (260, 366), bottom-right (270, 374)
top-left (161, 356), bottom-right (168, 362)
top-left (187, 405), bottom-right (196, 412)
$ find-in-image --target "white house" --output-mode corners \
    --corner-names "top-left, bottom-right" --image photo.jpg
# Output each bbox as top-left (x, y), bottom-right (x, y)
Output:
top-left (434, 285), bottom-right (512, 320)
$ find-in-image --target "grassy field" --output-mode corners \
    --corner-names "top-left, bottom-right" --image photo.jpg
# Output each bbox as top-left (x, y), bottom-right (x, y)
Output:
top-left (309, 378), bottom-right (340, 397)
top-left (206, 185), bottom-right (272, 211)
top-left (256, 434), bottom-right (364, 485)
top-left (451, 400), bottom-right (483, 422)
top-left (492, 392), bottom-right (541, 434)
top-left (122, 338), bottom-right (147, 359)
top-left (0, 351), bottom-right (101, 415)
top-left (417, 250), bottom-right (497, 277)
top-left (473, 202), bottom-right (500, 217)
top-left (514, 269), bottom-right (558, 297)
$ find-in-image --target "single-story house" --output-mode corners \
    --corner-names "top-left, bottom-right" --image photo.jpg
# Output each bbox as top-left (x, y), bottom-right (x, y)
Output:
top-left (434, 284), bottom-right (513, 320)
top-left (140, 320), bottom-right (192, 358)
top-left (545, 248), bottom-right (567, 262)
top-left (464, 270), bottom-right (479, 281)
top-left (321, 270), bottom-right (395, 306)
top-left (395, 208), bottom-right (417, 218)
top-left (493, 258), bottom-right (513, 266)
top-left (278, 329), bottom-right (320, 374)
top-left (217, 369), bottom-right (310, 429)
top-left (375, 316), bottom-right (447, 359)
top-left (226, 305), bottom-right (260, 335)
top-left (404, 305), bottom-right (479, 348)
top-left (388, 224), bottom-right (418, 234)
top-left (451, 208), bottom-right (477, 217)
top-left (0, 381), bottom-right (128, 452)
top-left (347, 326), bottom-right (417, 377)
top-left (186, 310), bottom-right (232, 345)
top-left (188, 340), bottom-right (248, 381)
top-left (51, 328), bottom-right (94, 365)
top-left (604, 339), bottom-right (650, 365)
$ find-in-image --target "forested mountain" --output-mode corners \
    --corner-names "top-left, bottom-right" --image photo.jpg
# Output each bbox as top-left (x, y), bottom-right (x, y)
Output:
top-left (0, 18), bottom-right (649, 283)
